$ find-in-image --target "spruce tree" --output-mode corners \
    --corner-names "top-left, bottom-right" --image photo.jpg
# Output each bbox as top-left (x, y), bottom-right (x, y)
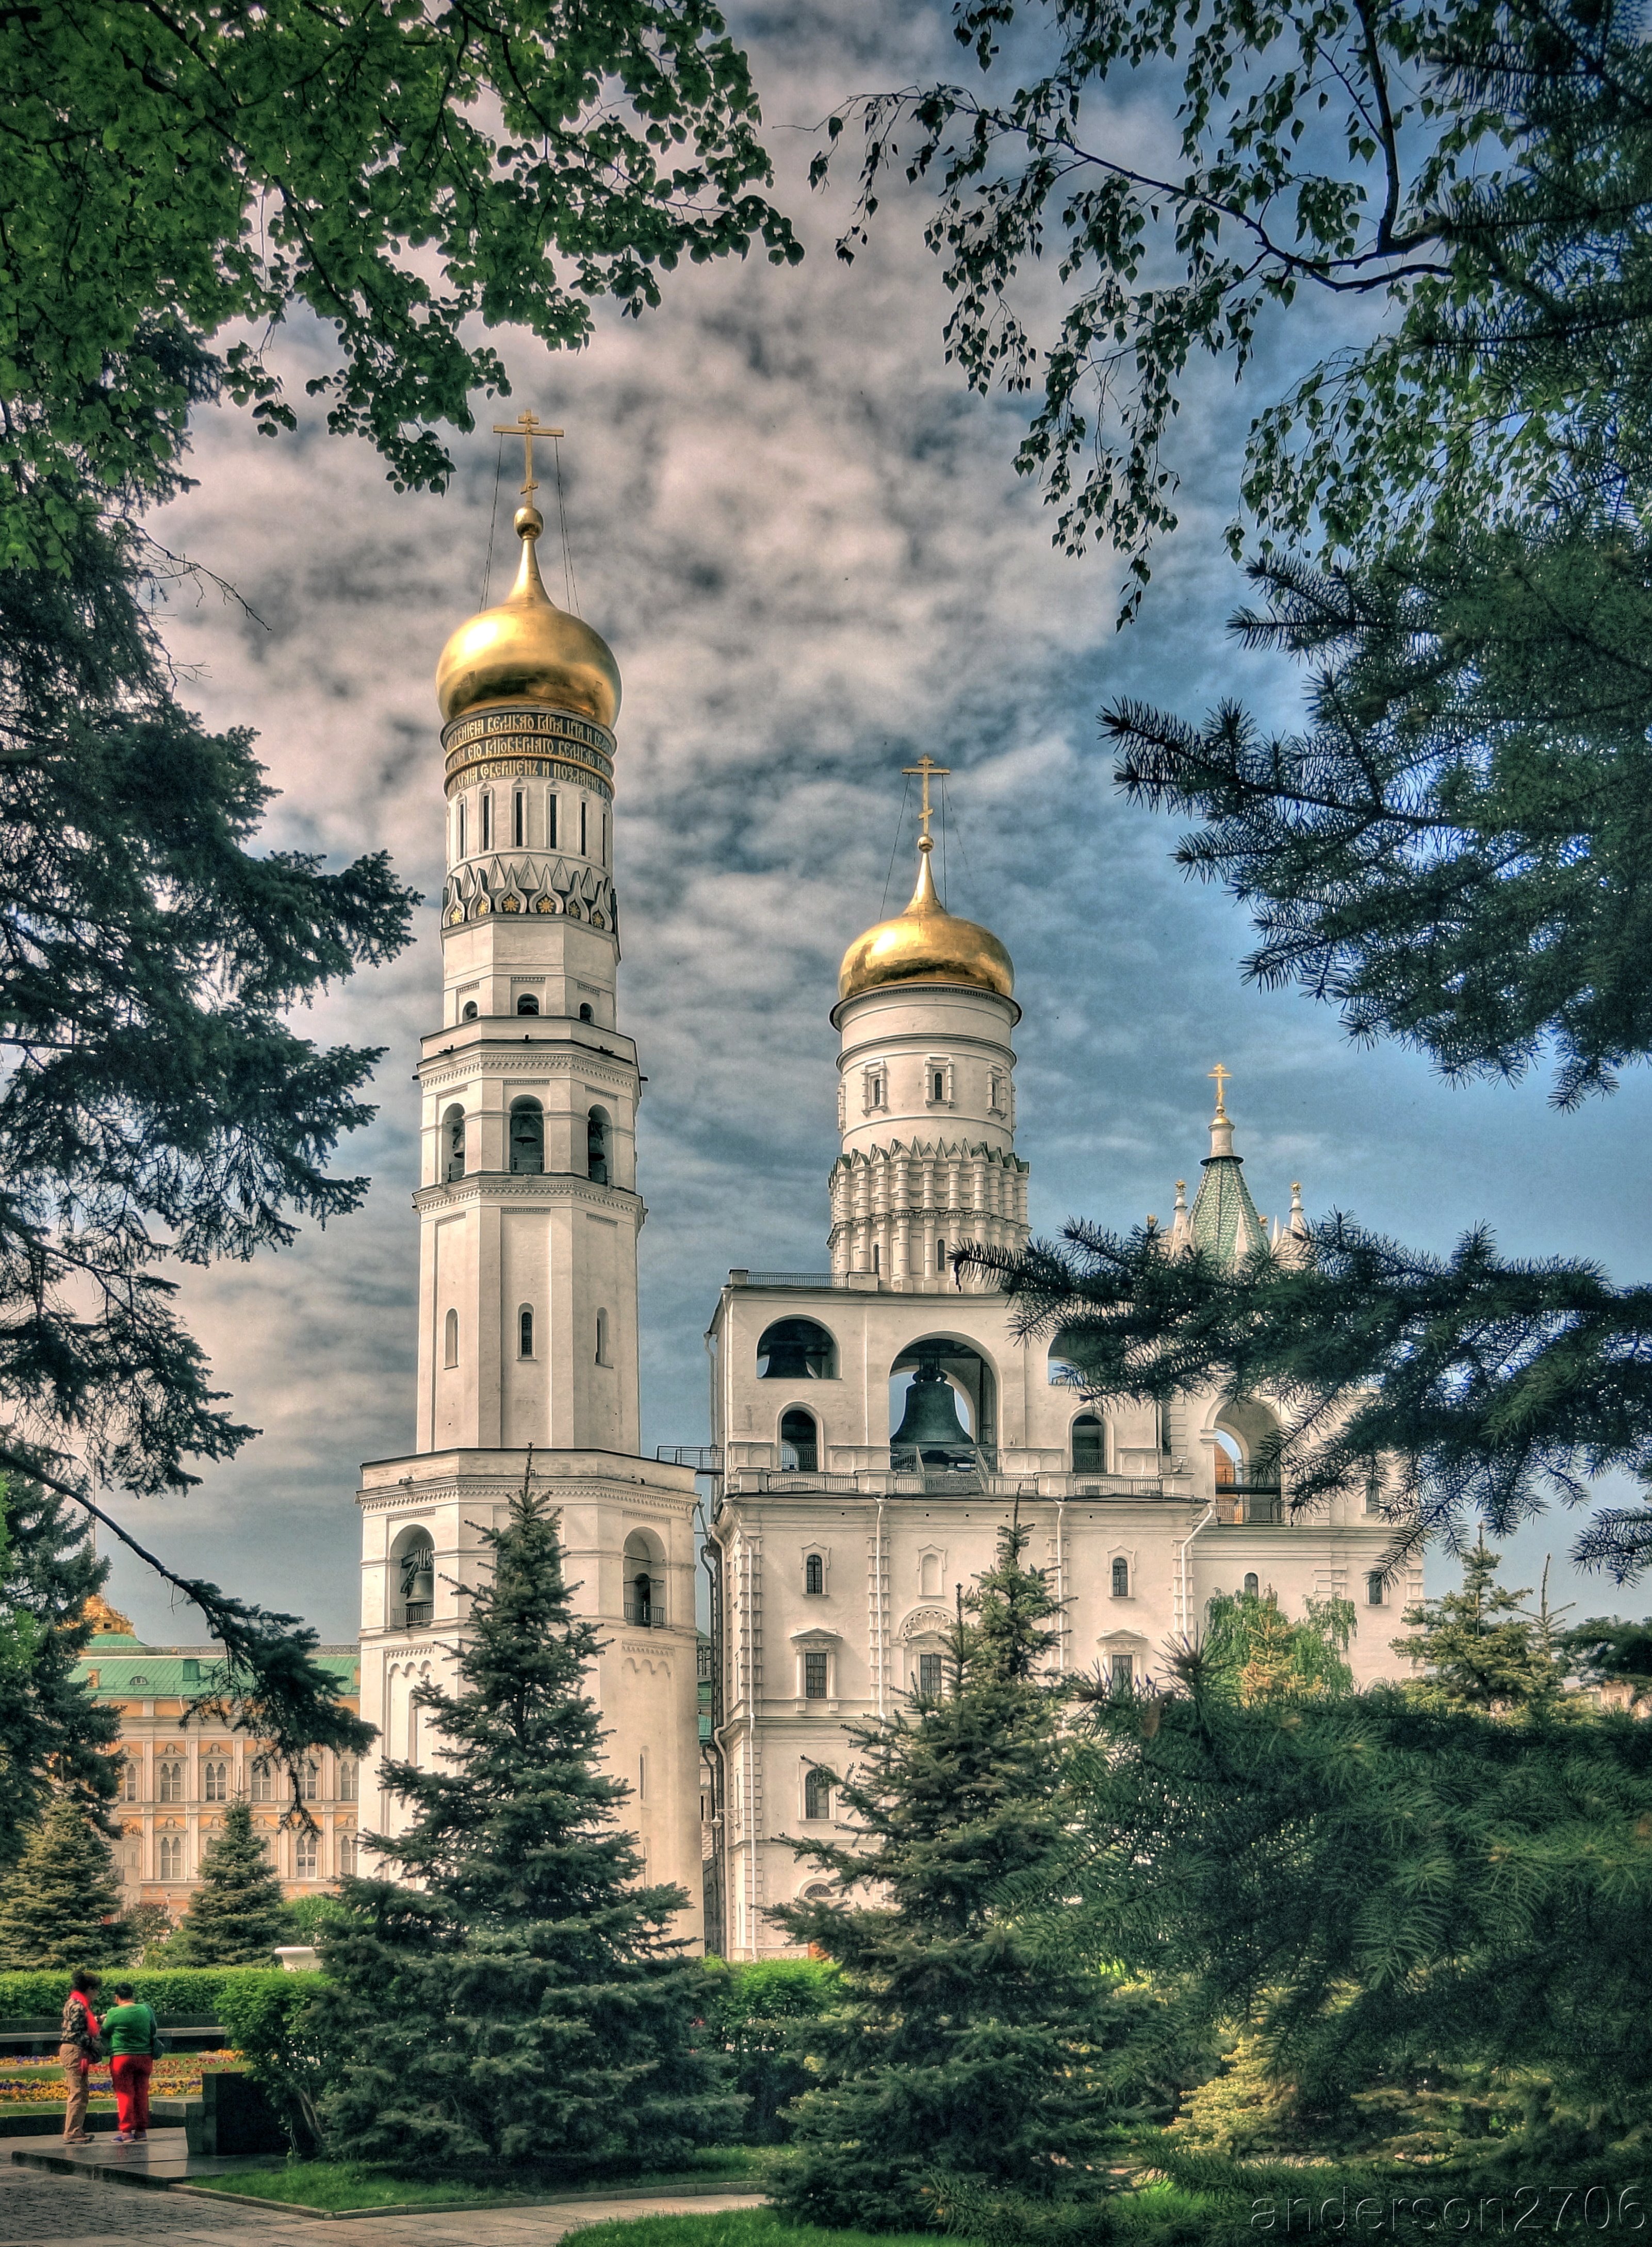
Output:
top-left (1395, 1541), bottom-right (1570, 1714)
top-left (768, 1522), bottom-right (1126, 2230)
top-left (0, 1797), bottom-right (126, 1969)
top-left (168, 1799), bottom-right (288, 1965)
top-left (319, 1481), bottom-right (739, 2173)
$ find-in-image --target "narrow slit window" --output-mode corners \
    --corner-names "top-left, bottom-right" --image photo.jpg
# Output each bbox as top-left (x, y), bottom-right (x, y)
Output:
top-left (513, 790), bottom-right (525, 847)
top-left (548, 792), bottom-right (558, 848)
top-left (936, 1237), bottom-right (947, 1272)
top-left (481, 793), bottom-right (492, 850)
top-left (872, 1242), bottom-right (881, 1275)
top-left (444, 1308), bottom-right (459, 1368)
top-left (456, 800), bottom-right (466, 858)
top-left (932, 1070), bottom-right (945, 1101)
top-left (518, 1306), bottom-right (534, 1359)
top-left (595, 1308), bottom-right (610, 1365)
top-left (580, 798), bottom-right (588, 856)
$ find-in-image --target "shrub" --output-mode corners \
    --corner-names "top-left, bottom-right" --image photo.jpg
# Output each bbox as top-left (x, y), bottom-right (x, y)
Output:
top-left (701, 1958), bottom-right (840, 2142)
top-left (217, 1970), bottom-right (334, 2154)
top-left (0, 1965), bottom-right (276, 2020)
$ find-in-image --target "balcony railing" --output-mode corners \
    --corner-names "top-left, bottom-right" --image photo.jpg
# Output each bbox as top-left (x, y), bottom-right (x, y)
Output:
top-left (1214, 1484), bottom-right (1284, 1525)
top-left (400, 1600), bottom-right (433, 1627)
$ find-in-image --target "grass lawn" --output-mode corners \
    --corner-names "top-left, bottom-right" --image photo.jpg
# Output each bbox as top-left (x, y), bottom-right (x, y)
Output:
top-left (201, 2147), bottom-right (766, 2212)
top-left (573, 2216), bottom-right (946, 2247)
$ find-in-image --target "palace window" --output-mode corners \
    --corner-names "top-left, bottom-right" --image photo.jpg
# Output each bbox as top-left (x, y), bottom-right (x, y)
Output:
top-left (918, 1651), bottom-right (944, 1699)
top-left (119, 1758), bottom-right (138, 1802)
top-left (804, 1553), bottom-right (825, 1596)
top-left (338, 1759), bottom-right (358, 1803)
top-left (518, 1306), bottom-right (535, 1359)
top-left (803, 1651), bottom-right (828, 1700)
top-left (301, 1758), bottom-right (320, 1802)
top-left (804, 1767), bottom-right (833, 1821)
top-left (295, 1834), bottom-right (318, 1880)
top-left (444, 1308), bottom-right (459, 1368)
top-left (203, 1759), bottom-right (229, 1802)
top-left (510, 1096), bottom-right (545, 1174)
top-left (250, 1761), bottom-right (273, 1804)
top-left (158, 1834), bottom-right (185, 1882)
top-left (157, 1759), bottom-right (184, 1804)
top-left (1111, 1557), bottom-right (1130, 1599)
top-left (338, 1833), bottom-right (357, 1877)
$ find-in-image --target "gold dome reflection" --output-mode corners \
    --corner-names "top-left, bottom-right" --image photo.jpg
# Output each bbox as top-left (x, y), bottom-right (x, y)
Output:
top-left (435, 506), bottom-right (621, 731)
top-left (838, 842), bottom-right (1014, 1003)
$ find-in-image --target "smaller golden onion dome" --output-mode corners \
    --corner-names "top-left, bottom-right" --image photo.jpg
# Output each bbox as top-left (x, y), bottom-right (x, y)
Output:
top-left (838, 839), bottom-right (1014, 1003)
top-left (435, 505), bottom-right (621, 730)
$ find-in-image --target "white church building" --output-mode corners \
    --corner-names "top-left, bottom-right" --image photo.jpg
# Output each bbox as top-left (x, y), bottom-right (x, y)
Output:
top-left (358, 436), bottom-right (1413, 1958)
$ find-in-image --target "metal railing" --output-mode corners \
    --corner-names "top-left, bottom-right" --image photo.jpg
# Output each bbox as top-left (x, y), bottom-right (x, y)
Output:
top-left (656, 1445), bottom-right (724, 1470)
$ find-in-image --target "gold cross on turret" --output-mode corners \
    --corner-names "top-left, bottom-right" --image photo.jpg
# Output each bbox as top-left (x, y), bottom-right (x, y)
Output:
top-left (902, 753), bottom-right (952, 851)
top-left (492, 408), bottom-right (563, 505)
top-left (1208, 1061), bottom-right (1232, 1116)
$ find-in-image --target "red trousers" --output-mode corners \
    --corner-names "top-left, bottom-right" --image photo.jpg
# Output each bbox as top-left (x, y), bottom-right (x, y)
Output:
top-left (111, 2055), bottom-right (152, 2137)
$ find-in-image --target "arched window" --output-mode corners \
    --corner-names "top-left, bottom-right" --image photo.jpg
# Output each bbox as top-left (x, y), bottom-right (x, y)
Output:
top-left (1366, 1572), bottom-right (1387, 1606)
top-left (203, 1759), bottom-right (228, 1802)
top-left (301, 1758), bottom-right (319, 1803)
top-left (624, 1532), bottom-right (664, 1627)
top-left (392, 1528), bottom-right (435, 1629)
top-left (158, 1834), bottom-right (185, 1881)
top-left (509, 1097), bottom-right (544, 1174)
top-left (579, 1002), bottom-right (594, 1022)
top-left (586, 1105), bottom-right (612, 1185)
top-left (518, 1306), bottom-right (535, 1359)
top-left (157, 1759), bottom-right (184, 1804)
top-left (1242, 1572), bottom-right (1260, 1597)
top-left (1072, 1415), bottom-right (1105, 1474)
top-left (804, 1767), bottom-right (833, 1822)
top-left (338, 1758), bottom-right (358, 1802)
top-left (780, 1407), bottom-right (819, 1472)
top-left (481, 792), bottom-right (493, 850)
top-left (444, 1105), bottom-right (466, 1180)
top-left (461, 999), bottom-right (478, 1022)
top-left (757, 1319), bottom-right (837, 1380)
top-left (1111, 1557), bottom-right (1130, 1598)
top-left (931, 1069), bottom-right (945, 1102)
top-left (595, 1308), bottom-right (611, 1365)
top-left (935, 1237), bottom-right (947, 1273)
top-left (250, 1761), bottom-right (273, 1805)
top-left (338, 1833), bottom-right (358, 1878)
top-left (444, 1308), bottom-right (459, 1368)
top-left (516, 993), bottom-right (539, 1015)
top-left (804, 1552), bottom-right (825, 1596)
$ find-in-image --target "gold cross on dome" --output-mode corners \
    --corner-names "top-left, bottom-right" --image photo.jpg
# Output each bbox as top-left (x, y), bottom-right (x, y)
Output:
top-left (492, 408), bottom-right (563, 505)
top-left (1208, 1061), bottom-right (1232, 1115)
top-left (902, 753), bottom-right (952, 845)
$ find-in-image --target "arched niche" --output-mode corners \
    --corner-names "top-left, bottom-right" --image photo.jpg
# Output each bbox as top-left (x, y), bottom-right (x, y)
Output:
top-left (779, 1406), bottom-right (819, 1472)
top-left (389, 1525), bottom-right (435, 1631)
top-left (623, 1528), bottom-right (664, 1627)
top-left (757, 1318), bottom-right (837, 1381)
top-left (587, 1105), bottom-right (612, 1186)
top-left (888, 1334), bottom-right (997, 1465)
top-left (509, 1096), bottom-right (544, 1175)
top-left (1071, 1412), bottom-right (1106, 1474)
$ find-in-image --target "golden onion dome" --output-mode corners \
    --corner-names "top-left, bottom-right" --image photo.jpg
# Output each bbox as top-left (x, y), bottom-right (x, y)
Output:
top-left (838, 840), bottom-right (1015, 1003)
top-left (435, 506), bottom-right (621, 730)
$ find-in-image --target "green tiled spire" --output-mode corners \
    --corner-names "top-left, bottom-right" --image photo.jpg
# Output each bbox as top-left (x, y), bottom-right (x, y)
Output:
top-left (1188, 1065), bottom-right (1265, 1263)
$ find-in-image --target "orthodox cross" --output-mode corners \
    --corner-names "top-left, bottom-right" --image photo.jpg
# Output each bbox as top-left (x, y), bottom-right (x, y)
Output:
top-left (902, 753), bottom-right (952, 845)
top-left (1208, 1061), bottom-right (1232, 1115)
top-left (492, 408), bottom-right (562, 506)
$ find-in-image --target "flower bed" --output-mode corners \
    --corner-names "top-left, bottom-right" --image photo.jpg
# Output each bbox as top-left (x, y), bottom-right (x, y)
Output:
top-left (0, 2053), bottom-right (243, 2103)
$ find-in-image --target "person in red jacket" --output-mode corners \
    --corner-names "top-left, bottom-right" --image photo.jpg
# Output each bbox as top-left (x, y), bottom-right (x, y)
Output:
top-left (58, 1970), bottom-right (103, 2143)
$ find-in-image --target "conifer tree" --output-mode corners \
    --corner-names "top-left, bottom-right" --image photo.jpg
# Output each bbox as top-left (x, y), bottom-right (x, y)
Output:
top-left (168, 1799), bottom-right (288, 1965)
top-left (319, 1480), bottom-right (739, 2173)
top-left (0, 1797), bottom-right (126, 1969)
top-left (1395, 1541), bottom-right (1569, 1714)
top-left (768, 1522), bottom-right (1128, 2230)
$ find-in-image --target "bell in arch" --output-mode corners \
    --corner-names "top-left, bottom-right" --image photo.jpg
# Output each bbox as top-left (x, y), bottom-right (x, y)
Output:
top-left (891, 1351), bottom-right (976, 1468)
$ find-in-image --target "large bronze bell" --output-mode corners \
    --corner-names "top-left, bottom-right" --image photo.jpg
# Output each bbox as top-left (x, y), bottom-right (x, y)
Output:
top-left (891, 1354), bottom-right (976, 1468)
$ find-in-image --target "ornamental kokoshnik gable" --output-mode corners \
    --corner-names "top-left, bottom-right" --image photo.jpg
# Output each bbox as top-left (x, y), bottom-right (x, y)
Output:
top-left (354, 415), bottom-right (704, 1927)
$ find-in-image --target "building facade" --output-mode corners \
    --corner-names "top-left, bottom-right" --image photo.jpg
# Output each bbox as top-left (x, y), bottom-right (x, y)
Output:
top-left (355, 449), bottom-right (704, 1925)
top-left (73, 1601), bottom-right (360, 1910)
top-left (704, 801), bottom-right (1415, 1959)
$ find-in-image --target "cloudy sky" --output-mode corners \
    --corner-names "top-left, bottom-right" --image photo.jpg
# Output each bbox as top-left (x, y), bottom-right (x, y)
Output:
top-left (99, 0), bottom-right (1652, 1646)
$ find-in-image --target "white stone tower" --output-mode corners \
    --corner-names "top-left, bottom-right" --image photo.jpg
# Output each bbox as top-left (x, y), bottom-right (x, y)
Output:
top-left (356, 418), bottom-right (704, 1928)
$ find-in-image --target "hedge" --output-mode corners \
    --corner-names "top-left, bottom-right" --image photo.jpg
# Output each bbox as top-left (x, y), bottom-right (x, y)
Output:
top-left (0, 1967), bottom-right (288, 2021)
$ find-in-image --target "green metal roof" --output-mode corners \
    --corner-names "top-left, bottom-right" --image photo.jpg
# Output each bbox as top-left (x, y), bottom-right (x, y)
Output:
top-left (1189, 1153), bottom-right (1264, 1263)
top-left (74, 1644), bottom-right (359, 1697)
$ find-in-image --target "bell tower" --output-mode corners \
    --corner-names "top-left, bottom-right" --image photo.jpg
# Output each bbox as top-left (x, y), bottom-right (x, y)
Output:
top-left (355, 418), bottom-right (704, 1930)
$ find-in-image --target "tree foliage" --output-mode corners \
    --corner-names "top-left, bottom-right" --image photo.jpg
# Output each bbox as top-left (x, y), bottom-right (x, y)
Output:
top-left (0, 1475), bottom-right (120, 1870)
top-left (815, 0), bottom-right (1652, 611)
top-left (769, 1523), bottom-right (1152, 2230)
top-left (318, 1480), bottom-right (737, 2172)
top-left (0, 1795), bottom-right (126, 1970)
top-left (168, 1798), bottom-right (289, 1966)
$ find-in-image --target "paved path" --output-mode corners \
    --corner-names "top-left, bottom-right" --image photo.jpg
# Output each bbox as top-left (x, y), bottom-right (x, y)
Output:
top-left (0, 2147), bottom-right (764, 2247)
